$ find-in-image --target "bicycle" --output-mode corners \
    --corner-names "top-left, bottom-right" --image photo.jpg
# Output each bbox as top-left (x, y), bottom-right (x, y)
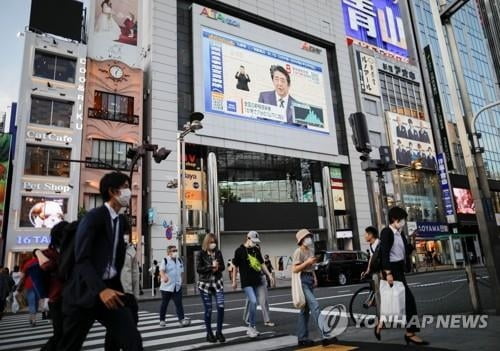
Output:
top-left (348, 275), bottom-right (377, 326)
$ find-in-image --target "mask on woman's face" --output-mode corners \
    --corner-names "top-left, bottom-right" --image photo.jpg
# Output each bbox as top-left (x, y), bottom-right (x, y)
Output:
top-left (247, 240), bottom-right (256, 248)
top-left (303, 237), bottom-right (314, 247)
top-left (209, 243), bottom-right (217, 250)
top-left (116, 188), bottom-right (132, 207)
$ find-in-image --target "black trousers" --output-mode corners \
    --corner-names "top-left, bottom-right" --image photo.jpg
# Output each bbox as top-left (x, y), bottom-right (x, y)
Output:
top-left (41, 300), bottom-right (63, 351)
top-left (387, 260), bottom-right (419, 333)
top-left (104, 294), bottom-right (139, 351)
top-left (58, 279), bottom-right (142, 351)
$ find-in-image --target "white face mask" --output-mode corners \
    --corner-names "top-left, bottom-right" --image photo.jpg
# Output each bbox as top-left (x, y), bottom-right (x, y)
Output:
top-left (303, 237), bottom-right (314, 247)
top-left (247, 240), bottom-right (256, 248)
top-left (116, 188), bottom-right (132, 207)
top-left (171, 252), bottom-right (178, 259)
top-left (209, 243), bottom-right (217, 250)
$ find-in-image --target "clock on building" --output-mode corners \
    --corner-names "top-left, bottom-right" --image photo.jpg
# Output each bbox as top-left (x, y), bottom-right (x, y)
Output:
top-left (109, 65), bottom-right (124, 80)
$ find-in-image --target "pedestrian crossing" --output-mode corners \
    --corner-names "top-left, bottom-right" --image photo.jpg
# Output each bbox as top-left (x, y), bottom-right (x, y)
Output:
top-left (0, 310), bottom-right (277, 351)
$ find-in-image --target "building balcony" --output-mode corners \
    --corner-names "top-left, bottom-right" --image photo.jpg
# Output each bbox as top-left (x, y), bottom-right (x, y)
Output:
top-left (85, 157), bottom-right (138, 171)
top-left (88, 108), bottom-right (139, 125)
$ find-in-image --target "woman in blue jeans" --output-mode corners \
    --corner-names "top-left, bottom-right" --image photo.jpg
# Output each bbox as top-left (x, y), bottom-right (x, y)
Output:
top-left (196, 234), bottom-right (225, 343)
top-left (292, 229), bottom-right (336, 347)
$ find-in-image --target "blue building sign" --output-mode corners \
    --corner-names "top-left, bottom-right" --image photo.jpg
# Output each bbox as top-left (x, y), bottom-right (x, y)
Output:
top-left (342, 0), bottom-right (408, 58)
top-left (437, 153), bottom-right (455, 222)
top-left (416, 222), bottom-right (448, 238)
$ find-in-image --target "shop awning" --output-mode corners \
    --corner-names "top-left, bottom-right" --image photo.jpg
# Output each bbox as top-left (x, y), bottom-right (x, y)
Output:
top-left (434, 233), bottom-right (478, 240)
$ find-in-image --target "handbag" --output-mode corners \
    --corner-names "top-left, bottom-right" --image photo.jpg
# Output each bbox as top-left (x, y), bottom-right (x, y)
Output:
top-left (291, 272), bottom-right (306, 309)
top-left (379, 280), bottom-right (406, 326)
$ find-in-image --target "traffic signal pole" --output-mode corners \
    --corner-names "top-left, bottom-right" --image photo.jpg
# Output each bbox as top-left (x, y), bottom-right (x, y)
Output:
top-left (430, 0), bottom-right (500, 314)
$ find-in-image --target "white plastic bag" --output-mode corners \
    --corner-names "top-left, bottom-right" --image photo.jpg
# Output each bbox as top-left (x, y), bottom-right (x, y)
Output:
top-left (379, 280), bottom-right (406, 326)
top-left (291, 272), bottom-right (306, 309)
top-left (11, 292), bottom-right (20, 314)
top-left (39, 298), bottom-right (50, 312)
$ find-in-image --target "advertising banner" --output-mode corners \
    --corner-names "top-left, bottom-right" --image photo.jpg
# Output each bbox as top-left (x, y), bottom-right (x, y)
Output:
top-left (386, 111), bottom-right (436, 170)
top-left (184, 170), bottom-right (207, 212)
top-left (0, 134), bottom-right (12, 238)
top-left (453, 188), bottom-right (476, 214)
top-left (89, 0), bottom-right (140, 66)
top-left (437, 153), bottom-right (456, 222)
top-left (201, 27), bottom-right (330, 133)
top-left (20, 196), bottom-right (68, 229)
top-left (357, 51), bottom-right (380, 96)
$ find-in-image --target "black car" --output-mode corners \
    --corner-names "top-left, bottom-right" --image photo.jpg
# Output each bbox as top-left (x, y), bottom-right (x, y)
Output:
top-left (314, 250), bottom-right (369, 286)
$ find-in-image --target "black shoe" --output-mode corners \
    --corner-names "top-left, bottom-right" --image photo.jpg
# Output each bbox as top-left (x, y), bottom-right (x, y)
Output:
top-left (216, 332), bottom-right (226, 343)
top-left (206, 332), bottom-right (217, 343)
top-left (374, 325), bottom-right (382, 341)
top-left (322, 337), bottom-right (338, 347)
top-left (298, 339), bottom-right (314, 347)
top-left (405, 334), bottom-right (429, 346)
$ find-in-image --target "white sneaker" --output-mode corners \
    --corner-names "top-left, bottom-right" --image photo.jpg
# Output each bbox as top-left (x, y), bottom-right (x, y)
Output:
top-left (180, 318), bottom-right (191, 327)
top-left (246, 326), bottom-right (259, 338)
top-left (159, 321), bottom-right (166, 327)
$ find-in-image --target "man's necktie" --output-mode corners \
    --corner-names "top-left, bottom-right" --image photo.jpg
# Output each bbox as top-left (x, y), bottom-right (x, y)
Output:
top-left (279, 99), bottom-right (284, 108)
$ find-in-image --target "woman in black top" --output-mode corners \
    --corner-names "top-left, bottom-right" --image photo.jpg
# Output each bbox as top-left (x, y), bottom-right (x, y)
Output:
top-left (235, 65), bottom-right (250, 91)
top-left (197, 234), bottom-right (225, 343)
top-left (378, 207), bottom-right (428, 346)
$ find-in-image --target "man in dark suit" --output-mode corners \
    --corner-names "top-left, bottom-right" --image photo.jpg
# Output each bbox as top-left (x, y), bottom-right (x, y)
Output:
top-left (395, 139), bottom-right (408, 165)
top-left (377, 207), bottom-right (428, 345)
top-left (396, 116), bottom-right (408, 139)
top-left (407, 119), bottom-right (419, 141)
top-left (59, 172), bottom-right (142, 351)
top-left (425, 147), bottom-right (437, 169)
top-left (258, 65), bottom-right (298, 124)
top-left (418, 121), bottom-right (430, 143)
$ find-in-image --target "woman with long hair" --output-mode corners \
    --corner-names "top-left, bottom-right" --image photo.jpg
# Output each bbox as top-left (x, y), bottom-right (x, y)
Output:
top-left (196, 234), bottom-right (225, 343)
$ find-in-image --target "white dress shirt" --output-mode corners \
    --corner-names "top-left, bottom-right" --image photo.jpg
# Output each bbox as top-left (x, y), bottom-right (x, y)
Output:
top-left (389, 225), bottom-right (406, 262)
top-left (369, 238), bottom-right (380, 255)
top-left (103, 202), bottom-right (120, 279)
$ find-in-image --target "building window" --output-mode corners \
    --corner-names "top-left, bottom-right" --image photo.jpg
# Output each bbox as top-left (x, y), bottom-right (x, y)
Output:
top-left (379, 71), bottom-right (425, 119)
top-left (33, 51), bottom-right (76, 83)
top-left (85, 193), bottom-right (104, 210)
top-left (25, 145), bottom-right (71, 177)
top-left (30, 96), bottom-right (73, 128)
top-left (20, 196), bottom-right (68, 228)
top-left (87, 139), bottom-right (133, 170)
top-left (89, 91), bottom-right (138, 124)
top-left (364, 98), bottom-right (378, 116)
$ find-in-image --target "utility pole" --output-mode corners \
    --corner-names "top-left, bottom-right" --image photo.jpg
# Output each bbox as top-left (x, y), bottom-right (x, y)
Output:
top-left (429, 0), bottom-right (500, 314)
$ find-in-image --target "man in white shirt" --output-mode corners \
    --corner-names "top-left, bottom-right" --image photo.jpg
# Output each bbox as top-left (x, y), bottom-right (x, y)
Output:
top-left (159, 245), bottom-right (190, 327)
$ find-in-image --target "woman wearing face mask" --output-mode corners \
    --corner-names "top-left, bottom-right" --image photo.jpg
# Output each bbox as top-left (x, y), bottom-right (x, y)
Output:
top-left (197, 234), bottom-right (225, 343)
top-left (292, 229), bottom-right (336, 347)
top-left (377, 207), bottom-right (428, 346)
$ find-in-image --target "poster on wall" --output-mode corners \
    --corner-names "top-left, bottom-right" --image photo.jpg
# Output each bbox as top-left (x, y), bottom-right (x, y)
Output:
top-left (0, 134), bottom-right (12, 238)
top-left (20, 196), bottom-right (68, 229)
top-left (453, 188), bottom-right (475, 214)
top-left (453, 238), bottom-right (464, 261)
top-left (201, 27), bottom-right (331, 133)
top-left (386, 111), bottom-right (436, 170)
top-left (89, 0), bottom-right (140, 65)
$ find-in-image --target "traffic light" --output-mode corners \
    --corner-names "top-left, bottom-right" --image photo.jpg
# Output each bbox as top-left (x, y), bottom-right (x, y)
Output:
top-left (348, 112), bottom-right (372, 155)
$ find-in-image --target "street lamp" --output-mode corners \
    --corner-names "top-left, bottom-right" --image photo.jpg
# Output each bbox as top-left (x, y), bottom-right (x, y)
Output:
top-left (178, 112), bottom-right (204, 291)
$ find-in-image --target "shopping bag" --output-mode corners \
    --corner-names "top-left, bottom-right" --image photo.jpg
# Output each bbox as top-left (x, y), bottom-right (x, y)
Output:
top-left (39, 298), bottom-right (50, 312)
top-left (11, 292), bottom-right (20, 313)
top-left (291, 272), bottom-right (306, 309)
top-left (379, 280), bottom-right (406, 326)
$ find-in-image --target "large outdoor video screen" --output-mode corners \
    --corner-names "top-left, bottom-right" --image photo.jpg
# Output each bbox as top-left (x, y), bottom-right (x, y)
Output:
top-left (192, 5), bottom-right (338, 156)
top-left (201, 27), bottom-right (329, 133)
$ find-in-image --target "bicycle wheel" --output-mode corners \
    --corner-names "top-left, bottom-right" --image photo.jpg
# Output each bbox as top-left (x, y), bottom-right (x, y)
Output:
top-left (349, 286), bottom-right (377, 327)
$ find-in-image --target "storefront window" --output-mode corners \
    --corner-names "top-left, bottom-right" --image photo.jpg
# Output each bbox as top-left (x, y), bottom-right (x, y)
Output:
top-left (90, 91), bottom-right (137, 124)
top-left (30, 96), bottom-right (73, 128)
top-left (33, 51), bottom-right (76, 83)
top-left (216, 149), bottom-right (321, 203)
top-left (25, 145), bottom-right (71, 177)
top-left (19, 196), bottom-right (68, 228)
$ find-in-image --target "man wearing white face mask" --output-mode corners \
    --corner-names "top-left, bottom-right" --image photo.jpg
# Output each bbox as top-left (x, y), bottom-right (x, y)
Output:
top-left (377, 207), bottom-right (428, 346)
top-left (158, 245), bottom-right (190, 327)
top-left (59, 172), bottom-right (143, 351)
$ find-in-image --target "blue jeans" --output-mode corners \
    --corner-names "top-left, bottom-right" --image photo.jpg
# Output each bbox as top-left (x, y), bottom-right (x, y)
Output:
top-left (159, 289), bottom-right (185, 322)
top-left (242, 285), bottom-right (259, 327)
top-left (27, 288), bottom-right (39, 315)
top-left (199, 288), bottom-right (224, 334)
top-left (297, 273), bottom-right (323, 342)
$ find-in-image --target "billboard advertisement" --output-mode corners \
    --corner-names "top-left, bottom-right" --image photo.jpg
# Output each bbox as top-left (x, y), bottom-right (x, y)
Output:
top-left (342, 0), bottom-right (408, 59)
top-left (453, 188), bottom-right (475, 214)
top-left (0, 134), bottom-right (12, 238)
top-left (386, 112), bottom-right (436, 170)
top-left (193, 5), bottom-right (338, 156)
top-left (201, 27), bottom-right (330, 133)
top-left (89, 0), bottom-right (141, 66)
top-left (20, 196), bottom-right (68, 229)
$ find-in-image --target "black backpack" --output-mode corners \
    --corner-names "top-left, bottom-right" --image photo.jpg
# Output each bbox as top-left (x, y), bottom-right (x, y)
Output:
top-left (58, 220), bottom-right (80, 281)
top-left (369, 243), bottom-right (382, 273)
